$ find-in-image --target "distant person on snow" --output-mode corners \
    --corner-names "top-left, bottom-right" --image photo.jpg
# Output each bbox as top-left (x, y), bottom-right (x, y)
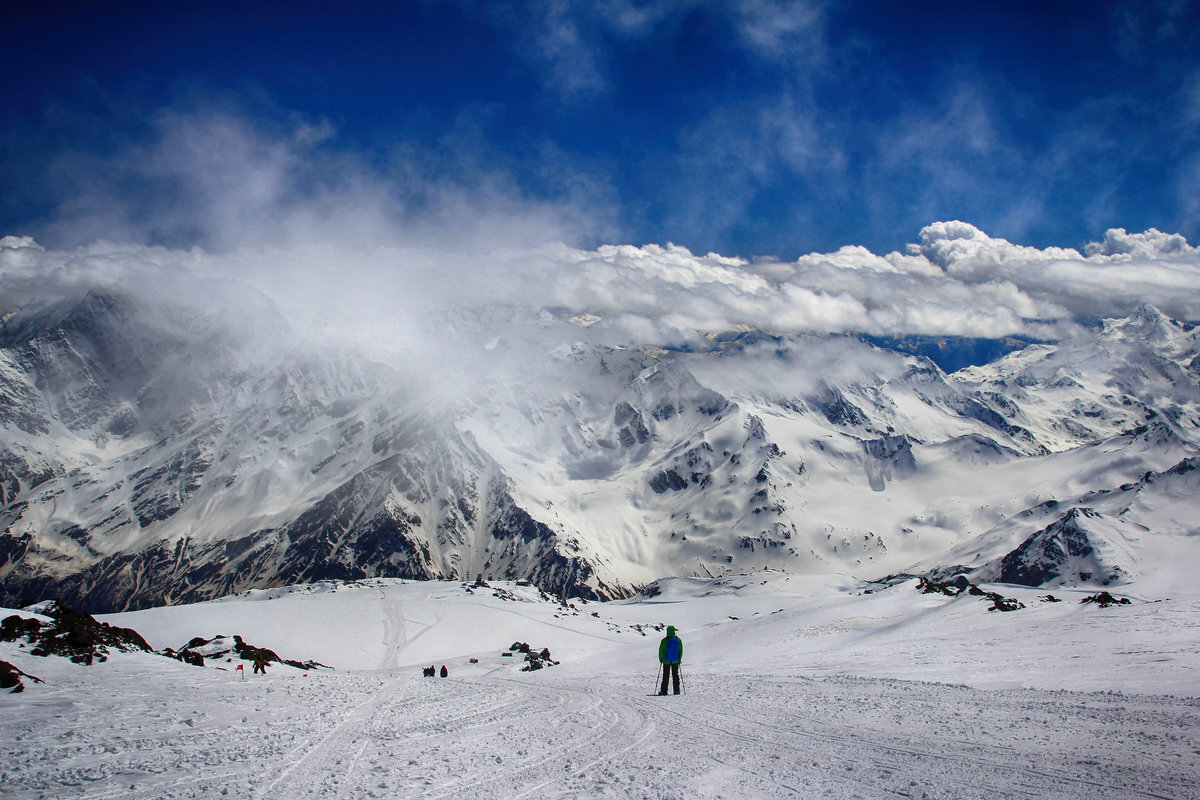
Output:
top-left (252, 657), bottom-right (268, 675)
top-left (440, 665), bottom-right (448, 678)
top-left (657, 626), bottom-right (683, 695)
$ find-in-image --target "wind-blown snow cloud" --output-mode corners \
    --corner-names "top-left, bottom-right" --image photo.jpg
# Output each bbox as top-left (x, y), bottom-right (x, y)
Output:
top-left (37, 99), bottom-right (604, 254)
top-left (8, 213), bottom-right (1200, 366)
top-left (5, 101), bottom-right (1200, 395)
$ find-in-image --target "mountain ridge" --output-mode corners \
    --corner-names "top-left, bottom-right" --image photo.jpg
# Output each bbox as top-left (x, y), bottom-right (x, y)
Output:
top-left (2, 280), bottom-right (1198, 611)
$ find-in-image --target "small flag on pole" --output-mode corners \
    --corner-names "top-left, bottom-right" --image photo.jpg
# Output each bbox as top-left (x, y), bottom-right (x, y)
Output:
top-left (236, 664), bottom-right (245, 680)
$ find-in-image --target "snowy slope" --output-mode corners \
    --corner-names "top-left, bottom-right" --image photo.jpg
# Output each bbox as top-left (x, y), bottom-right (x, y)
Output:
top-left (2, 576), bottom-right (1197, 799)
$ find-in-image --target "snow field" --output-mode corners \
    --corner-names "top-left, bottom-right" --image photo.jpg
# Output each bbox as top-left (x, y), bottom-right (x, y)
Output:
top-left (2, 657), bottom-right (1195, 799)
top-left (2, 575), bottom-right (1198, 799)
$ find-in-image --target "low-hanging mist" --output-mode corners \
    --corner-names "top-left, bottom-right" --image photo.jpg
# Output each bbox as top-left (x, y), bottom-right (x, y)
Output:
top-left (12, 104), bottom-right (1200, 369)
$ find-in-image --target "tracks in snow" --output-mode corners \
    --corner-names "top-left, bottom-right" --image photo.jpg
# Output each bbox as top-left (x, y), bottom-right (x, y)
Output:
top-left (254, 672), bottom-right (414, 799)
top-left (3, 664), bottom-right (1196, 799)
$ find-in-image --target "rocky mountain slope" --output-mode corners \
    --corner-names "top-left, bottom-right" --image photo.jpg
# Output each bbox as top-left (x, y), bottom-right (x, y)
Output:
top-left (1, 272), bottom-right (1198, 611)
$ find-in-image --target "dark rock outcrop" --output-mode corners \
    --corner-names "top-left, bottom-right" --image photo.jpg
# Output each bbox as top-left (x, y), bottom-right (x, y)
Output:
top-left (0, 601), bottom-right (151, 664)
top-left (169, 634), bottom-right (329, 671)
top-left (1080, 591), bottom-right (1132, 608)
top-left (997, 508), bottom-right (1119, 587)
top-left (0, 659), bottom-right (42, 692)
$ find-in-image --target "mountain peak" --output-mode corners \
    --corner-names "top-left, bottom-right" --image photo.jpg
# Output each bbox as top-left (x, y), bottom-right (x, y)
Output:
top-left (1129, 303), bottom-right (1176, 327)
top-left (1102, 305), bottom-right (1189, 350)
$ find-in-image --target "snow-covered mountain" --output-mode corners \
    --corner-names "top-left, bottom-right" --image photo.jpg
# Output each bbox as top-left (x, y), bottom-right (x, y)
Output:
top-left (2, 262), bottom-right (1199, 611)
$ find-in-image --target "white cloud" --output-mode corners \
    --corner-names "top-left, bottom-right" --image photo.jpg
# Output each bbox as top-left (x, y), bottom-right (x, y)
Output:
top-left (1084, 227), bottom-right (1198, 259)
top-left (532, 220), bottom-right (1200, 342)
top-left (477, 0), bottom-right (645, 100)
top-left (473, 0), bottom-right (830, 102)
top-left (10, 96), bottom-right (1200, 383)
top-left (0, 235), bottom-right (41, 251)
top-left (901, 221), bottom-right (1200, 323)
top-left (12, 214), bottom-right (1200, 369)
top-left (35, 97), bottom-right (605, 257)
top-left (910, 220), bottom-right (1083, 271)
top-left (731, 0), bottom-right (827, 64)
top-left (7, 214), bottom-right (1200, 416)
top-left (529, 0), bottom-right (610, 98)
top-left (689, 334), bottom-right (910, 402)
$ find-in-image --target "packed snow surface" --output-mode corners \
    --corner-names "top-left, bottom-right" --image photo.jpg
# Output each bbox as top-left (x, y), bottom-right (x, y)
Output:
top-left (2, 575), bottom-right (1198, 799)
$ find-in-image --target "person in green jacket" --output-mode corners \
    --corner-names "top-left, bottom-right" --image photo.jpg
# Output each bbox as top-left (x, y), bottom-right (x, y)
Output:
top-left (657, 625), bottom-right (683, 695)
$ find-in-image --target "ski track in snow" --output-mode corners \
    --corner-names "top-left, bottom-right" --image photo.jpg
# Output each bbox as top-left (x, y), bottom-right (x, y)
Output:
top-left (378, 590), bottom-right (407, 671)
top-left (4, 578), bottom-right (1199, 799)
top-left (3, 661), bottom-right (1197, 800)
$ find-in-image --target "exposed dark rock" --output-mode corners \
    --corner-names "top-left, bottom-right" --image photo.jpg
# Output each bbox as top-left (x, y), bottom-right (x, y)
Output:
top-left (997, 507), bottom-right (1121, 587)
top-left (0, 659), bottom-right (42, 692)
top-left (1080, 592), bottom-right (1132, 608)
top-left (814, 387), bottom-right (868, 427)
top-left (129, 425), bottom-right (219, 527)
top-left (650, 469), bottom-right (689, 493)
top-left (917, 576), bottom-right (969, 596)
top-left (945, 395), bottom-right (1047, 454)
top-left (613, 402), bottom-right (651, 446)
top-left (0, 602), bottom-right (151, 664)
top-left (0, 532), bottom-right (33, 572)
top-left (171, 634), bottom-right (330, 671)
top-left (917, 577), bottom-right (1022, 611)
top-left (981, 591), bottom-right (1024, 612)
top-left (651, 402), bottom-right (677, 421)
top-left (0, 468), bottom-right (620, 612)
top-left (507, 641), bottom-right (558, 671)
top-left (739, 533), bottom-right (788, 551)
top-left (161, 648), bottom-right (206, 667)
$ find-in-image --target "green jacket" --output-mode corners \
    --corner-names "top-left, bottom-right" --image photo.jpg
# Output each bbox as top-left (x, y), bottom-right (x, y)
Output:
top-left (658, 627), bottom-right (683, 664)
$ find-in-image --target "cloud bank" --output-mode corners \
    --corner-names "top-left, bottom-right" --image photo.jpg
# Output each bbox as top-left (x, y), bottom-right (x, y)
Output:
top-left (4, 101), bottom-right (1200, 398)
top-left (6, 213), bottom-right (1200, 362)
top-left (519, 219), bottom-right (1200, 347)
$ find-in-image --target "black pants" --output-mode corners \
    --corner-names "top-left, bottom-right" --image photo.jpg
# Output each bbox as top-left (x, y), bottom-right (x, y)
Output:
top-left (659, 663), bottom-right (680, 695)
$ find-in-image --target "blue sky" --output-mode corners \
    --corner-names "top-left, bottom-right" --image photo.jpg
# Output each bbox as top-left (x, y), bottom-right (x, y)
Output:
top-left (4, 0), bottom-right (1199, 258)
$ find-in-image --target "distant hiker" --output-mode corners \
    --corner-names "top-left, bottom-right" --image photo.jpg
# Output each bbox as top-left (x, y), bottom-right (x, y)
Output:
top-left (657, 625), bottom-right (683, 695)
top-left (440, 665), bottom-right (448, 678)
top-left (423, 666), bottom-right (436, 677)
top-left (252, 657), bottom-right (268, 675)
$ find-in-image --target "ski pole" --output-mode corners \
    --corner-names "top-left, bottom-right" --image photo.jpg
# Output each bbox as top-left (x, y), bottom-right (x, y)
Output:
top-left (654, 662), bottom-right (662, 694)
top-left (679, 665), bottom-right (685, 695)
